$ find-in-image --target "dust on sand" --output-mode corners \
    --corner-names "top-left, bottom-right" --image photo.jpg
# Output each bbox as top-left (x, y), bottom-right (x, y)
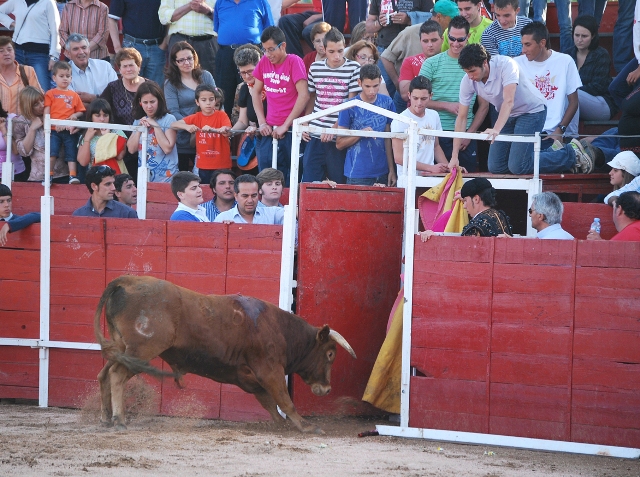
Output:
top-left (1, 394), bottom-right (639, 477)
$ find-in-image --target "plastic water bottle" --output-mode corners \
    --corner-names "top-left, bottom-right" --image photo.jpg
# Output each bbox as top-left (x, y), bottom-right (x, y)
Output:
top-left (590, 218), bottom-right (601, 234)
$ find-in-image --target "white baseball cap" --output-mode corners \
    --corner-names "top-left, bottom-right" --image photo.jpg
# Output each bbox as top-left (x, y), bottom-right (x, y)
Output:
top-left (607, 151), bottom-right (640, 177)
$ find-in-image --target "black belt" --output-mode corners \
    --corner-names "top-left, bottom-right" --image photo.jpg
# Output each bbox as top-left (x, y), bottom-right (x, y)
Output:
top-left (176, 34), bottom-right (214, 42)
top-left (123, 34), bottom-right (163, 46)
top-left (219, 43), bottom-right (258, 50)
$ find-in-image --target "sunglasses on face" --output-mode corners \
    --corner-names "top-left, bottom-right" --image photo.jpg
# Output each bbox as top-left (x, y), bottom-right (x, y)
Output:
top-left (448, 35), bottom-right (468, 43)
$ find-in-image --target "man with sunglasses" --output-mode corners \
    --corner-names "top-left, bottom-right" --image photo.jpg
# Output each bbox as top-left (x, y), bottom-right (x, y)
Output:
top-left (252, 26), bottom-right (309, 187)
top-left (420, 16), bottom-right (489, 172)
top-left (440, 0), bottom-right (491, 52)
top-left (73, 165), bottom-right (138, 218)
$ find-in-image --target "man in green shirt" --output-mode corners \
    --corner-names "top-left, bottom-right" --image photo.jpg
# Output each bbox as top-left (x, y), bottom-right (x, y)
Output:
top-left (419, 15), bottom-right (489, 172)
top-left (441, 0), bottom-right (492, 51)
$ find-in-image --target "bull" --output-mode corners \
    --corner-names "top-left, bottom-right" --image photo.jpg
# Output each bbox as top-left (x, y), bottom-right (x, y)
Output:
top-left (94, 276), bottom-right (356, 434)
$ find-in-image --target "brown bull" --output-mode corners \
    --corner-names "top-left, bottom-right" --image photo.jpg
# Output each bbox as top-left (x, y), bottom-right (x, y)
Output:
top-left (94, 276), bottom-right (356, 434)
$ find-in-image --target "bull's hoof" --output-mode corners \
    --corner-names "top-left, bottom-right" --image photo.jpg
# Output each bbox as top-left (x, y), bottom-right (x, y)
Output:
top-left (112, 418), bottom-right (127, 431)
top-left (100, 419), bottom-right (114, 428)
top-left (302, 425), bottom-right (325, 435)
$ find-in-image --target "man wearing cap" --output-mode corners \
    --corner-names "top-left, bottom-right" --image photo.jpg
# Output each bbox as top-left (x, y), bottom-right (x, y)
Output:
top-left (588, 191), bottom-right (640, 242)
top-left (529, 192), bottom-right (574, 240)
top-left (420, 177), bottom-right (512, 240)
top-left (603, 151), bottom-right (640, 205)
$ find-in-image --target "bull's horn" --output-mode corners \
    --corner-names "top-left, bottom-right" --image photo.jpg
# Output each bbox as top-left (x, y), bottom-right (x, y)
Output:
top-left (329, 330), bottom-right (357, 359)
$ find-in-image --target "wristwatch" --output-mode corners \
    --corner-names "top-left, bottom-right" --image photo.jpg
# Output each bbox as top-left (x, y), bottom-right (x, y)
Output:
top-left (558, 125), bottom-right (567, 134)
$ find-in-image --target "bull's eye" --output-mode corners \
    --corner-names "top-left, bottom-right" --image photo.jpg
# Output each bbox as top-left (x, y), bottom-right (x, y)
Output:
top-left (327, 350), bottom-right (335, 361)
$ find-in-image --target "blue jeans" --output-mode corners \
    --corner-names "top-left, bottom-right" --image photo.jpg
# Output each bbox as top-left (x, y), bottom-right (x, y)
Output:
top-left (279, 11), bottom-right (319, 57)
top-left (50, 130), bottom-right (78, 162)
top-left (322, 0), bottom-right (368, 32)
top-left (14, 48), bottom-right (51, 91)
top-left (346, 174), bottom-right (387, 185)
top-left (392, 91), bottom-right (407, 115)
top-left (123, 39), bottom-right (166, 86)
top-left (302, 137), bottom-right (346, 183)
top-left (554, 0), bottom-right (573, 53)
top-left (578, 0), bottom-right (607, 25)
top-left (487, 108), bottom-right (547, 174)
top-left (591, 127), bottom-right (620, 163)
top-left (608, 58), bottom-right (640, 109)
top-left (519, 0), bottom-right (547, 22)
top-left (257, 133), bottom-right (299, 187)
top-left (377, 46), bottom-right (397, 99)
top-left (439, 137), bottom-right (478, 173)
top-left (537, 138), bottom-right (578, 173)
top-left (613, 0), bottom-right (636, 73)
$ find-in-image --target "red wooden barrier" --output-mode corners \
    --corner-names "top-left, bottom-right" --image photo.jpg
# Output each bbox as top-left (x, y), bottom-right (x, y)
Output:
top-left (293, 184), bottom-right (404, 416)
top-left (409, 236), bottom-right (640, 449)
top-left (0, 218), bottom-right (281, 423)
top-left (562, 202), bottom-right (617, 240)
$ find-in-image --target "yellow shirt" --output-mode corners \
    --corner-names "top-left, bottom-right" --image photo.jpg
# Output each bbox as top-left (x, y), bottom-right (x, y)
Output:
top-left (158, 0), bottom-right (217, 37)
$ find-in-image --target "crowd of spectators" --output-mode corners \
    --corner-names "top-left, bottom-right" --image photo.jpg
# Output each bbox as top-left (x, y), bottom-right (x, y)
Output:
top-left (0, 0), bottom-right (638, 240)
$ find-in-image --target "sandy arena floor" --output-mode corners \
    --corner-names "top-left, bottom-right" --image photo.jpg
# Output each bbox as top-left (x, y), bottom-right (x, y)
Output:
top-left (1, 399), bottom-right (639, 477)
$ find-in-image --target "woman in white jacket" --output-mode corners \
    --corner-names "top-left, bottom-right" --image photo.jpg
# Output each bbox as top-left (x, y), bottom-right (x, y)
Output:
top-left (0, 0), bottom-right (60, 92)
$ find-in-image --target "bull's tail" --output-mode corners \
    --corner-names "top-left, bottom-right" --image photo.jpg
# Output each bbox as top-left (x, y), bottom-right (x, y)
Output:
top-left (93, 280), bottom-right (175, 379)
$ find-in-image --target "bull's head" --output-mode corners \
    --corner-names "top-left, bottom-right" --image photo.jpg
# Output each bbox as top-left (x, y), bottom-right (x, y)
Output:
top-left (303, 325), bottom-right (356, 397)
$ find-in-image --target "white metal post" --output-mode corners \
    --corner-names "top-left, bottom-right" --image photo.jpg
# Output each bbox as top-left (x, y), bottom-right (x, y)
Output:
top-left (400, 120), bottom-right (418, 428)
top-left (278, 123), bottom-right (301, 313)
top-left (137, 130), bottom-right (149, 219)
top-left (39, 114), bottom-right (54, 407)
top-left (2, 116), bottom-right (14, 185)
top-left (271, 136), bottom-right (278, 170)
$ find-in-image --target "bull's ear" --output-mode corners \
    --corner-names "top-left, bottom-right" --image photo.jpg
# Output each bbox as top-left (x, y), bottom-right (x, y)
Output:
top-left (316, 325), bottom-right (330, 344)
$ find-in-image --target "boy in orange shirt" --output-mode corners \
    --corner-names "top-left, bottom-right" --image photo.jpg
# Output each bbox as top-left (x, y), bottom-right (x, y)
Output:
top-left (171, 85), bottom-right (232, 186)
top-left (44, 61), bottom-right (86, 184)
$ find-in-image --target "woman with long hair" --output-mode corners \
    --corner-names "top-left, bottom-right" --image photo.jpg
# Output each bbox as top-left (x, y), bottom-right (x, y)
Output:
top-left (164, 41), bottom-right (216, 172)
top-left (564, 15), bottom-right (617, 121)
top-left (0, 98), bottom-right (26, 181)
top-left (13, 86), bottom-right (68, 182)
top-left (128, 82), bottom-right (178, 182)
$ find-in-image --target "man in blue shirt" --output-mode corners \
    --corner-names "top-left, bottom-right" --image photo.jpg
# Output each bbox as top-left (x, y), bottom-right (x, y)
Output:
top-left (201, 169), bottom-right (237, 221)
top-left (73, 166), bottom-right (138, 218)
top-left (213, 0), bottom-right (273, 115)
top-left (336, 64), bottom-right (397, 186)
top-left (215, 174), bottom-right (284, 224)
top-left (0, 184), bottom-right (41, 247)
top-left (108, 0), bottom-right (167, 86)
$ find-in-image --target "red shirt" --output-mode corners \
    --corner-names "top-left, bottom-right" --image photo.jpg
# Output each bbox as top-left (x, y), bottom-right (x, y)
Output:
top-left (183, 111), bottom-right (232, 171)
top-left (399, 53), bottom-right (426, 82)
top-left (611, 220), bottom-right (640, 241)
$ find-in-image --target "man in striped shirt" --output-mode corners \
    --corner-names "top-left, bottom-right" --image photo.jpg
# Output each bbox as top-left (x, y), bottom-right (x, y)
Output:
top-left (302, 27), bottom-right (361, 184)
top-left (420, 16), bottom-right (488, 172)
top-left (201, 169), bottom-right (237, 222)
top-left (480, 0), bottom-right (531, 57)
top-left (59, 0), bottom-right (109, 61)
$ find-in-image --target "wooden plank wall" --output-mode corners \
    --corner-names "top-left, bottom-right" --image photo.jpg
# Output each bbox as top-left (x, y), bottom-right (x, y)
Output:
top-left (410, 236), bottom-right (640, 449)
top-left (0, 217), bottom-right (282, 422)
top-left (293, 184), bottom-right (404, 416)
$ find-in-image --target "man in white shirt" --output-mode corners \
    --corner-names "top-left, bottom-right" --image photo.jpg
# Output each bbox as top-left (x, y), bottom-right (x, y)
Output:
top-left (515, 22), bottom-right (581, 141)
top-left (452, 44), bottom-right (593, 175)
top-left (215, 175), bottom-right (284, 224)
top-left (529, 191), bottom-right (574, 240)
top-left (66, 33), bottom-right (117, 108)
top-left (390, 76), bottom-right (448, 178)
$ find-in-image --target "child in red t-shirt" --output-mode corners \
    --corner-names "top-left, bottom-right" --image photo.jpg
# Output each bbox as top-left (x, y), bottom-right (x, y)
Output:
top-left (171, 85), bottom-right (231, 185)
top-left (44, 61), bottom-right (86, 184)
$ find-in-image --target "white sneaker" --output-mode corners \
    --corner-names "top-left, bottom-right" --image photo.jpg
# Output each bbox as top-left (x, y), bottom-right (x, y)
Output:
top-left (69, 177), bottom-right (80, 184)
top-left (568, 139), bottom-right (594, 174)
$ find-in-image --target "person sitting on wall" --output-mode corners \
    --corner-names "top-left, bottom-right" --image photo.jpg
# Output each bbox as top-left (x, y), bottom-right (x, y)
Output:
top-left (256, 167), bottom-right (284, 207)
top-left (113, 173), bottom-right (137, 208)
top-left (202, 169), bottom-right (237, 222)
top-left (169, 171), bottom-right (209, 222)
top-left (214, 174), bottom-right (284, 224)
top-left (529, 192), bottom-right (574, 240)
top-left (587, 191), bottom-right (640, 242)
top-left (420, 178), bottom-right (512, 240)
top-left (72, 165), bottom-right (138, 218)
top-left (0, 183), bottom-right (41, 247)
